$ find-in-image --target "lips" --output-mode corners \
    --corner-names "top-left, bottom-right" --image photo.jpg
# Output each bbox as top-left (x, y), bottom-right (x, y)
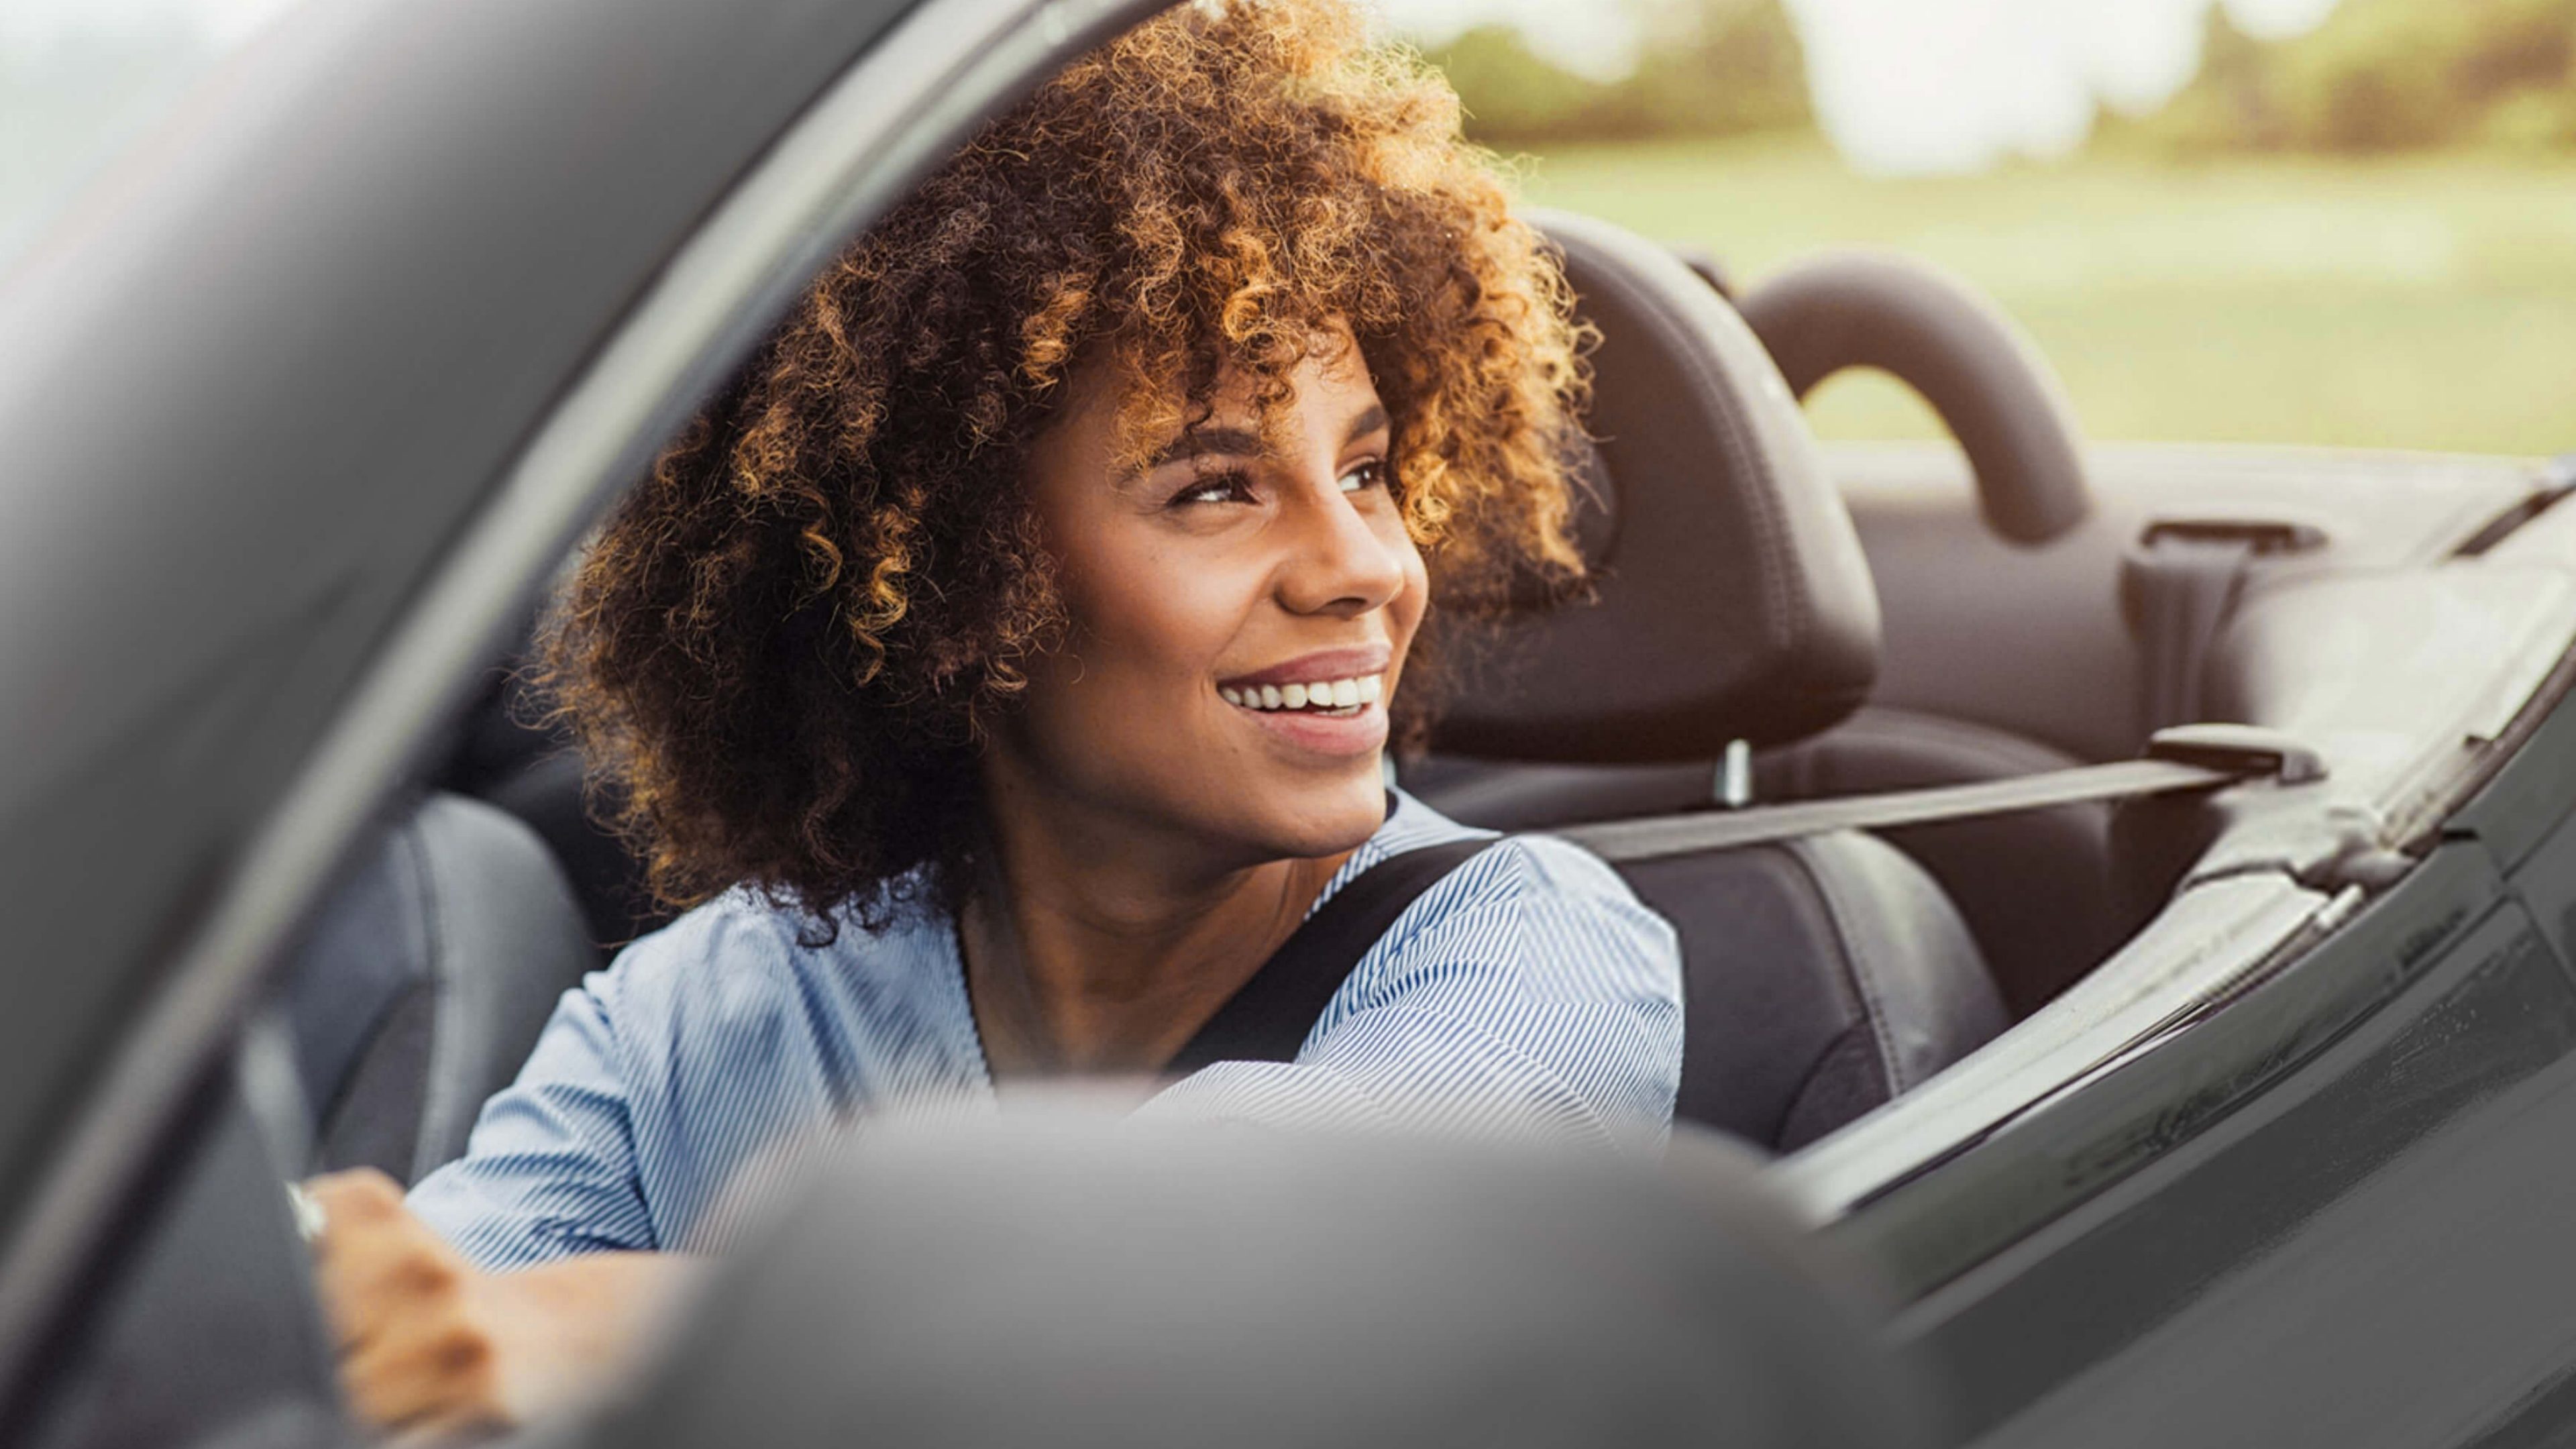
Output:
top-left (1216, 643), bottom-right (1392, 693)
top-left (1217, 644), bottom-right (1390, 716)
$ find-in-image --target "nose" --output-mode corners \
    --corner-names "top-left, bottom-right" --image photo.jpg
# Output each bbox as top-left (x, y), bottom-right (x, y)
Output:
top-left (1275, 474), bottom-right (1407, 619)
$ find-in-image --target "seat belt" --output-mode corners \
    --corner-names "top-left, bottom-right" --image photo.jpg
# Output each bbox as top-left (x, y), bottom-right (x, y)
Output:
top-left (1559, 724), bottom-right (2322, 865)
top-left (1162, 837), bottom-right (1494, 1073)
top-left (2121, 521), bottom-right (2323, 735)
top-left (1153, 726), bottom-right (2320, 1065)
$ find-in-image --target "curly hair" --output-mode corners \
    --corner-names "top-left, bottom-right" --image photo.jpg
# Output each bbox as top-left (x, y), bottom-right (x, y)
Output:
top-left (544, 0), bottom-right (1592, 930)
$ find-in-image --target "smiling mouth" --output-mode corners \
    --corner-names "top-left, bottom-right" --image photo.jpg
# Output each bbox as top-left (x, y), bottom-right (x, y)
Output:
top-left (1220, 674), bottom-right (1384, 716)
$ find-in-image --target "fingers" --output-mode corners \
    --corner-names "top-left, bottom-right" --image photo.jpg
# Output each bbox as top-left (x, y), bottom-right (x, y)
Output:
top-left (337, 1304), bottom-right (506, 1434)
top-left (303, 1165), bottom-right (407, 1235)
top-left (299, 1169), bottom-right (512, 1432)
top-left (304, 1169), bottom-right (460, 1354)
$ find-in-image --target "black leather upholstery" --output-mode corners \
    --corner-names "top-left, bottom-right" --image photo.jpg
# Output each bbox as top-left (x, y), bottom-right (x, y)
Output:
top-left (1410, 746), bottom-right (2012, 1148)
top-left (439, 659), bottom-right (674, 952)
top-left (1434, 209), bottom-right (1882, 761)
top-left (1625, 833), bottom-right (2002, 1151)
top-left (282, 793), bottom-right (598, 1183)
top-left (1409, 213), bottom-right (2010, 1148)
top-left (1757, 708), bottom-right (2119, 1016)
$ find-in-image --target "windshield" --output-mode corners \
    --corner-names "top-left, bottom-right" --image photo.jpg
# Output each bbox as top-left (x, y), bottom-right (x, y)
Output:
top-left (0, 0), bottom-right (305, 268)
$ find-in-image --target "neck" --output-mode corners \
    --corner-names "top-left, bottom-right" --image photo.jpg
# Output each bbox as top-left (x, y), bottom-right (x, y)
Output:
top-left (960, 763), bottom-right (1350, 1079)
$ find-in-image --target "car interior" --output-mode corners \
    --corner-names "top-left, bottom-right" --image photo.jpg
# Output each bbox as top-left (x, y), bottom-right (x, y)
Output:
top-left (43, 195), bottom-right (2022, 1447)
top-left (29, 4), bottom-right (2576, 1447)
top-left (256, 191), bottom-right (2575, 1196)
top-left (268, 203), bottom-right (2011, 1189)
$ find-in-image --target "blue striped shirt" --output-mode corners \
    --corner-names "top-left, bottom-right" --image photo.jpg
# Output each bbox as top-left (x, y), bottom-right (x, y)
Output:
top-left (407, 790), bottom-right (1682, 1270)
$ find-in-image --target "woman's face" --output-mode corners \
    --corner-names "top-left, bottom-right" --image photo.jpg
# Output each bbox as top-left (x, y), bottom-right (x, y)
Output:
top-left (998, 335), bottom-right (1427, 867)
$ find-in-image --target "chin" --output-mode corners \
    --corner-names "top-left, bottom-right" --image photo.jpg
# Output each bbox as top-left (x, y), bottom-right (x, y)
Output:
top-left (1238, 765), bottom-right (1389, 862)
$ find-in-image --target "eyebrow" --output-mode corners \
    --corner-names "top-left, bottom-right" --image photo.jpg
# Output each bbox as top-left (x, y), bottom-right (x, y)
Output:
top-left (1146, 425), bottom-right (1266, 470)
top-left (1344, 403), bottom-right (1391, 445)
top-left (1142, 403), bottom-right (1391, 471)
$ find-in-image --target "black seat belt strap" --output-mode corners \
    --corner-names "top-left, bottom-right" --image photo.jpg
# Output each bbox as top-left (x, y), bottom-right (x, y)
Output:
top-left (1562, 724), bottom-right (2323, 865)
top-left (2121, 521), bottom-right (2322, 735)
top-left (1163, 838), bottom-right (1494, 1074)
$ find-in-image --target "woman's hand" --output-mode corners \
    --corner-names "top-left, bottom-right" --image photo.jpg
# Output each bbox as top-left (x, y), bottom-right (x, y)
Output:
top-left (304, 1169), bottom-right (694, 1436)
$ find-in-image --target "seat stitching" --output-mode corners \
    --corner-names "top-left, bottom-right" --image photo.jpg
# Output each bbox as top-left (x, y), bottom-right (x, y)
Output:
top-left (1774, 1024), bottom-right (1884, 1150)
top-left (309, 812), bottom-right (435, 1174)
top-left (408, 810), bottom-right (457, 1182)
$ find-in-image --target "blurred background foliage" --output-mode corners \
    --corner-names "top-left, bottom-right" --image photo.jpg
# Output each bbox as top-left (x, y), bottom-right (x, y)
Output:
top-left (1426, 0), bottom-right (1809, 146)
top-left (1413, 0), bottom-right (2576, 455)
top-left (2128, 0), bottom-right (2576, 154)
top-left (1428, 0), bottom-right (2576, 156)
top-left (5, 0), bottom-right (2571, 455)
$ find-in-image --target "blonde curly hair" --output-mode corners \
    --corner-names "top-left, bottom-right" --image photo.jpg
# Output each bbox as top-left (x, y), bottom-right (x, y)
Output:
top-left (545, 0), bottom-right (1593, 928)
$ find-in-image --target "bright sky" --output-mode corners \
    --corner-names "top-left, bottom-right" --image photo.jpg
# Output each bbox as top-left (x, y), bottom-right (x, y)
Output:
top-left (6, 0), bottom-right (2349, 175)
top-left (1377, 0), bottom-right (2347, 172)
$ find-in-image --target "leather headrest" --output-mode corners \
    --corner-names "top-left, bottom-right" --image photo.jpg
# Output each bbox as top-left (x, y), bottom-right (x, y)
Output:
top-left (1432, 209), bottom-right (1881, 762)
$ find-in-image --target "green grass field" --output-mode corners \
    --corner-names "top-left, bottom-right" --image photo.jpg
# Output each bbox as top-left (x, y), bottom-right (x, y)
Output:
top-left (1511, 135), bottom-right (2576, 458)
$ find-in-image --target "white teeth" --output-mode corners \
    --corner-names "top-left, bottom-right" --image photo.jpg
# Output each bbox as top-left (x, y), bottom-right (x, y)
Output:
top-left (1224, 674), bottom-right (1387, 711)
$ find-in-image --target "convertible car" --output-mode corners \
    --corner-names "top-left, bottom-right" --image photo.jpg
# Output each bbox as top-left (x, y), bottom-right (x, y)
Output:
top-left (9, 0), bottom-right (2576, 1444)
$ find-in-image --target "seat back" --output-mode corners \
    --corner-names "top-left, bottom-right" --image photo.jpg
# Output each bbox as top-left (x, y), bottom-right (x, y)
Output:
top-left (1412, 755), bottom-right (2007, 1148)
top-left (1412, 704), bottom-right (2123, 1020)
top-left (1623, 833), bottom-right (2002, 1150)
top-left (1756, 706), bottom-right (2121, 1016)
top-left (1417, 210), bottom-right (2009, 1146)
top-left (280, 792), bottom-right (598, 1182)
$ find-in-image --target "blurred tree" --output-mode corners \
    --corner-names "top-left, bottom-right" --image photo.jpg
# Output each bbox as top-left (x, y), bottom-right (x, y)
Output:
top-left (1428, 25), bottom-right (1615, 142)
top-left (1425, 0), bottom-right (1811, 146)
top-left (2129, 0), bottom-right (2576, 154)
top-left (2114, 7), bottom-right (2287, 151)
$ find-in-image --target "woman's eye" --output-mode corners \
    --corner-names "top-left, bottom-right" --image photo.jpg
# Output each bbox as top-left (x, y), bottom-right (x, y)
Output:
top-left (1171, 470), bottom-right (1257, 508)
top-left (1338, 460), bottom-right (1389, 495)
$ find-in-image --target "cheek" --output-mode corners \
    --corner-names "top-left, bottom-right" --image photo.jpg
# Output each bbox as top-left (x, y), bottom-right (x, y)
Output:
top-left (1053, 535), bottom-right (1258, 699)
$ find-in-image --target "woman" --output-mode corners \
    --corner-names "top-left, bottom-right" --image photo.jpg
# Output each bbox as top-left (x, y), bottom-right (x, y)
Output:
top-left (307, 0), bottom-right (1682, 1432)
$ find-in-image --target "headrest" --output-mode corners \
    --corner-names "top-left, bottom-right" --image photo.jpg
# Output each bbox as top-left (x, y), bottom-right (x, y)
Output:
top-left (1432, 209), bottom-right (1881, 763)
top-left (596, 1110), bottom-right (1931, 1449)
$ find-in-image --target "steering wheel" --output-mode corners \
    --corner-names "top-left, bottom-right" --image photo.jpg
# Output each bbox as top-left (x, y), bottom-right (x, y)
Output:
top-left (1734, 251), bottom-right (2093, 545)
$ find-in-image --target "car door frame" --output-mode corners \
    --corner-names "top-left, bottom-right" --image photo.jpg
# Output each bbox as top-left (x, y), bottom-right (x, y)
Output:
top-left (0, 0), bottom-right (1168, 1417)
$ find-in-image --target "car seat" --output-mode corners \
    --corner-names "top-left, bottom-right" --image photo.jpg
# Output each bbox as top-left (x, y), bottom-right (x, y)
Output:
top-left (276, 792), bottom-right (598, 1183)
top-left (1416, 209), bottom-right (2006, 1150)
top-left (1419, 242), bottom-right (2127, 1018)
top-left (439, 663), bottom-right (676, 953)
top-left (1411, 708), bottom-right (2121, 1020)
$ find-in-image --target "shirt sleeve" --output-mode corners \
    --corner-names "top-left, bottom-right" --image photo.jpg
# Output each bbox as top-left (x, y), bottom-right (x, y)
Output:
top-left (404, 975), bottom-right (659, 1270)
top-left (402, 900), bottom-right (848, 1271)
top-left (1133, 836), bottom-right (1683, 1150)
